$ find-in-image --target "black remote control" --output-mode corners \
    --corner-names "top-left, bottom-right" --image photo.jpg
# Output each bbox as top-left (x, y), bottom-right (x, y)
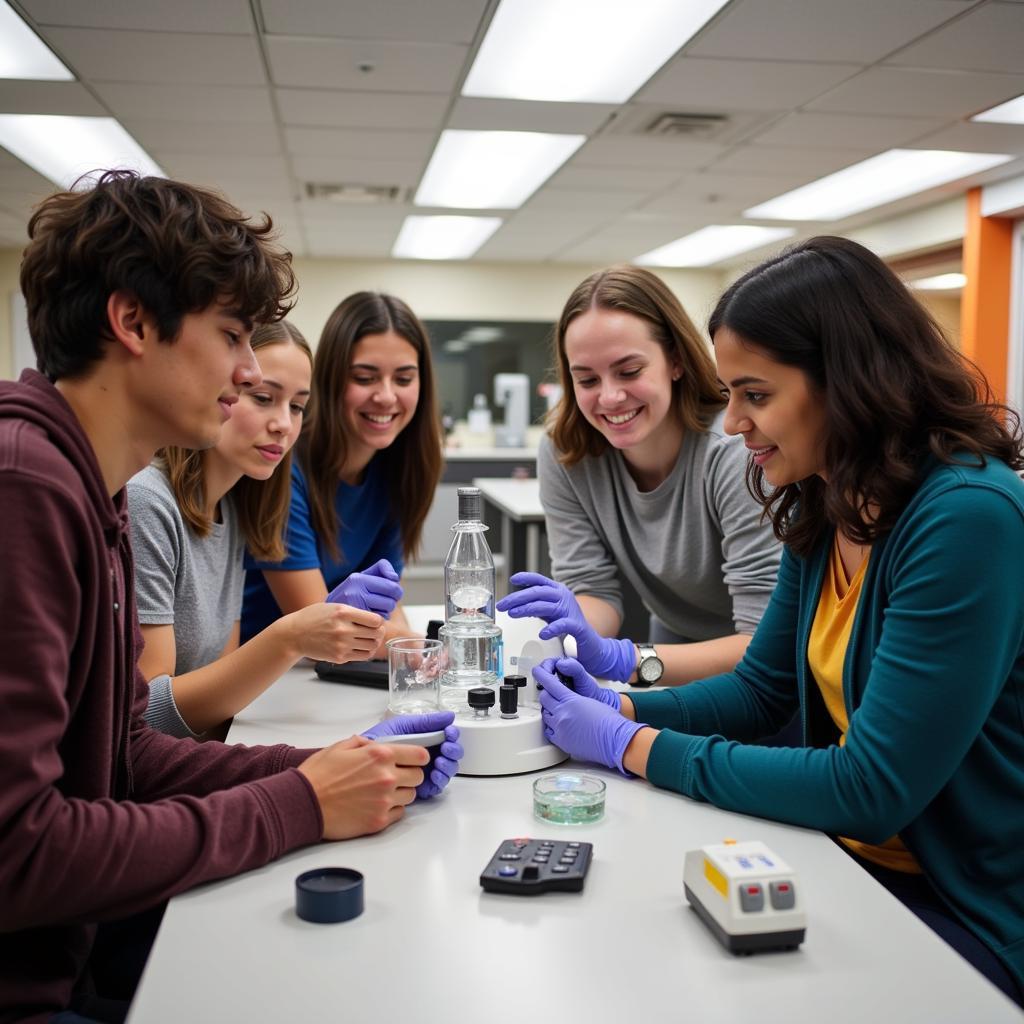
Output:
top-left (479, 838), bottom-right (593, 895)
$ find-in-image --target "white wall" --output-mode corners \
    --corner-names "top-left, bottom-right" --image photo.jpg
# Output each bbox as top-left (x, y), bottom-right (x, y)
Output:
top-left (0, 251), bottom-right (724, 378)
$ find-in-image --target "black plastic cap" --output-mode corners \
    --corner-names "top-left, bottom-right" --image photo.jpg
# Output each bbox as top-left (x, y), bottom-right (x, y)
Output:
top-left (504, 674), bottom-right (527, 688)
top-left (295, 868), bottom-right (364, 924)
top-left (467, 686), bottom-right (496, 709)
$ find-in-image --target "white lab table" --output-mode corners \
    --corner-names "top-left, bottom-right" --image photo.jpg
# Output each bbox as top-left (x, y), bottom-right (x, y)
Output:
top-left (473, 476), bottom-right (545, 586)
top-left (128, 612), bottom-right (1023, 1023)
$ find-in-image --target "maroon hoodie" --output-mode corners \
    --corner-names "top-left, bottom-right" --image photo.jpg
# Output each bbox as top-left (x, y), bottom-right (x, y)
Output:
top-left (0, 371), bottom-right (323, 1022)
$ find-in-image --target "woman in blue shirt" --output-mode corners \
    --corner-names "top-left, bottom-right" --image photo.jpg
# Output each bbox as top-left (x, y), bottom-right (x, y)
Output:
top-left (535, 236), bottom-right (1024, 1004)
top-left (242, 292), bottom-right (443, 648)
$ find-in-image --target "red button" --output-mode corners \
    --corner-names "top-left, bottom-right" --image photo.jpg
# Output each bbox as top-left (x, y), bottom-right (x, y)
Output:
top-left (747, 885), bottom-right (760, 895)
top-left (778, 884), bottom-right (789, 892)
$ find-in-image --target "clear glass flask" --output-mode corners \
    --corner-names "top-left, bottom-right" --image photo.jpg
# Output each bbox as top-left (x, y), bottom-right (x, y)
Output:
top-left (440, 487), bottom-right (501, 709)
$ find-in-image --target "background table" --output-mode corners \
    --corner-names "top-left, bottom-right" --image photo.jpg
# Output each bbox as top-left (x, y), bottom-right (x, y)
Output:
top-left (473, 476), bottom-right (546, 589)
top-left (128, 614), bottom-right (1023, 1023)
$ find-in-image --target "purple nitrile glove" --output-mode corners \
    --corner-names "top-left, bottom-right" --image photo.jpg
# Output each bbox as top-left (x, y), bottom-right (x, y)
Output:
top-left (496, 572), bottom-right (637, 682)
top-left (533, 660), bottom-right (644, 776)
top-left (541, 656), bottom-right (621, 711)
top-left (361, 711), bottom-right (463, 801)
top-left (327, 558), bottom-right (403, 618)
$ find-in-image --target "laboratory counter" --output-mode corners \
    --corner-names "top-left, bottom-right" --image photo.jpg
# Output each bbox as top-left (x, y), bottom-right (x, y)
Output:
top-left (127, 617), bottom-right (1022, 1022)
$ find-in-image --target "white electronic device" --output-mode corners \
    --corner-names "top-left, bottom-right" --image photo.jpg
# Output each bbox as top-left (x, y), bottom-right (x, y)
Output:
top-left (683, 840), bottom-right (806, 954)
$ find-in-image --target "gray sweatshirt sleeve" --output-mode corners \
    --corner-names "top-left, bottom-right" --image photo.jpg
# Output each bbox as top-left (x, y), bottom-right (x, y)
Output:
top-left (703, 435), bottom-right (782, 634)
top-left (538, 435), bottom-right (624, 620)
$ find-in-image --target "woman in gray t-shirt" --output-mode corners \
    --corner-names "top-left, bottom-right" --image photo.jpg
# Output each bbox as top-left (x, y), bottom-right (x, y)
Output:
top-left (498, 265), bottom-right (780, 686)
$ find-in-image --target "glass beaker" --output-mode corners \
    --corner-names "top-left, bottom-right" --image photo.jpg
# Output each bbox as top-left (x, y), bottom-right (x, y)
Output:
top-left (438, 618), bottom-right (502, 710)
top-left (386, 638), bottom-right (442, 715)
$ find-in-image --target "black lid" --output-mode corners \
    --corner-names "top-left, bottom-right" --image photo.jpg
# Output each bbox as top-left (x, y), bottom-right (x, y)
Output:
top-left (467, 686), bottom-right (495, 708)
top-left (504, 674), bottom-right (527, 687)
top-left (295, 868), bottom-right (364, 924)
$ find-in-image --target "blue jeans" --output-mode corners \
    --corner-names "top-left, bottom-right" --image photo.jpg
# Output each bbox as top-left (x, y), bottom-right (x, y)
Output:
top-left (841, 844), bottom-right (1023, 1007)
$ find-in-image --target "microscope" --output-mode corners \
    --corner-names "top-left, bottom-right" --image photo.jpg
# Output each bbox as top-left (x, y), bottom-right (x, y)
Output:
top-left (493, 373), bottom-right (530, 448)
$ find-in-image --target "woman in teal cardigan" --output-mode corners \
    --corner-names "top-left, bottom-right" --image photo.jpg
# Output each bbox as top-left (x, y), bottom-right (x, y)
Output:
top-left (535, 236), bottom-right (1024, 1005)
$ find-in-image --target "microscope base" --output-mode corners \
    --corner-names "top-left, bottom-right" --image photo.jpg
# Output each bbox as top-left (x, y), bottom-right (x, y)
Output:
top-left (454, 706), bottom-right (567, 776)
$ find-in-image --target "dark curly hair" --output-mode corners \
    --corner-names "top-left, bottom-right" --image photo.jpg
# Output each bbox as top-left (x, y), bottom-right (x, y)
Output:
top-left (709, 235), bottom-right (1023, 557)
top-left (20, 169), bottom-right (296, 380)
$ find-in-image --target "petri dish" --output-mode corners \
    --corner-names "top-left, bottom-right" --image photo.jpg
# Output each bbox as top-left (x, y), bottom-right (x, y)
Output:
top-left (533, 772), bottom-right (606, 825)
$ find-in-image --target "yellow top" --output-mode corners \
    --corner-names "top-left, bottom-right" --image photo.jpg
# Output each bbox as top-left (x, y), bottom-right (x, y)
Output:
top-left (807, 537), bottom-right (921, 874)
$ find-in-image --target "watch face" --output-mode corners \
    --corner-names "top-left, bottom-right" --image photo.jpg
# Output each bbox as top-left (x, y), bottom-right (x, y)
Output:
top-left (638, 655), bottom-right (663, 683)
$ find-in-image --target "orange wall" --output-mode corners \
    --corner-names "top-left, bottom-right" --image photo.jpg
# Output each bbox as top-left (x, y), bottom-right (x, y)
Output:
top-left (961, 187), bottom-right (1013, 401)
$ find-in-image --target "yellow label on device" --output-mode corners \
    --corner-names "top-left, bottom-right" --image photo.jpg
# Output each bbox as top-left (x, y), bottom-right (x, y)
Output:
top-left (704, 858), bottom-right (728, 899)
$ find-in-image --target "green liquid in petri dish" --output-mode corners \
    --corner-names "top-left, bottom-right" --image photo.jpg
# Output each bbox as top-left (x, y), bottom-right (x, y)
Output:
top-left (533, 790), bottom-right (605, 825)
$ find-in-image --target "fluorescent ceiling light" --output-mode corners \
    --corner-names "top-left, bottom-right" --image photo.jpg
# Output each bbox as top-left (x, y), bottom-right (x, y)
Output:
top-left (972, 95), bottom-right (1024, 125)
top-left (392, 215), bottom-right (502, 260)
top-left (415, 129), bottom-right (584, 209)
top-left (0, 1), bottom-right (73, 80)
top-left (463, 0), bottom-right (730, 103)
top-left (909, 273), bottom-right (966, 291)
top-left (745, 149), bottom-right (1013, 222)
top-left (637, 225), bottom-right (795, 267)
top-left (0, 115), bottom-right (164, 188)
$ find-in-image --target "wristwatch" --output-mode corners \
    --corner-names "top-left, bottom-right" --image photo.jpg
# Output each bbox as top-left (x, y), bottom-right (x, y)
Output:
top-left (634, 644), bottom-right (664, 686)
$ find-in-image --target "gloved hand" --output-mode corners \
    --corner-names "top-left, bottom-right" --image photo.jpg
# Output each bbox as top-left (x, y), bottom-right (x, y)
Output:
top-left (327, 559), bottom-right (403, 618)
top-left (361, 711), bottom-right (464, 800)
top-left (534, 660), bottom-right (645, 775)
top-left (496, 572), bottom-right (637, 682)
top-left (541, 656), bottom-right (621, 711)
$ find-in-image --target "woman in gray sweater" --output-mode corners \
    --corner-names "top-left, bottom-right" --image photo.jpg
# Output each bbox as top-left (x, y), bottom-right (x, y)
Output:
top-left (499, 265), bottom-right (780, 686)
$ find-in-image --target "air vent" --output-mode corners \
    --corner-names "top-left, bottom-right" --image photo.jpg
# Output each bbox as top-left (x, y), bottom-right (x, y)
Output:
top-left (643, 112), bottom-right (730, 138)
top-left (304, 182), bottom-right (402, 204)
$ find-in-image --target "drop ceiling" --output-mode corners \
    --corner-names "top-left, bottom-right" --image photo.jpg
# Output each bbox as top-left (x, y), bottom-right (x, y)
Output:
top-left (1, 0), bottom-right (1023, 264)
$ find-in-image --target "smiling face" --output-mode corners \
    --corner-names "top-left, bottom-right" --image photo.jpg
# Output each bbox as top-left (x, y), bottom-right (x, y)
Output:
top-left (714, 325), bottom-right (828, 487)
top-left (212, 340), bottom-right (311, 480)
top-left (342, 330), bottom-right (420, 463)
top-left (564, 307), bottom-right (681, 459)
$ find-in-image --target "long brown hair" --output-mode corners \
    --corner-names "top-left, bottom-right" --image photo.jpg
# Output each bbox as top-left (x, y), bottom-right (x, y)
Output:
top-left (298, 292), bottom-right (442, 562)
top-left (708, 235), bottom-right (1024, 557)
top-left (160, 320), bottom-right (312, 561)
top-left (550, 264), bottom-right (725, 465)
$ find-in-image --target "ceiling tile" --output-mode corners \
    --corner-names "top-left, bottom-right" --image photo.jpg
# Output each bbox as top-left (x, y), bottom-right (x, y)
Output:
top-left (687, 0), bottom-right (969, 63)
top-left (92, 83), bottom-right (274, 124)
top-left (284, 126), bottom-right (435, 160)
top-left (24, 0), bottom-right (253, 33)
top-left (808, 67), bottom-right (1024, 118)
top-left (266, 36), bottom-right (466, 92)
top-left (154, 153), bottom-right (291, 187)
top-left (708, 144), bottom-right (874, 178)
top-left (448, 97), bottom-right (616, 135)
top-left (549, 164), bottom-right (682, 193)
top-left (750, 111), bottom-right (946, 150)
top-left (276, 89), bottom-right (449, 130)
top-left (291, 155), bottom-right (424, 189)
top-left (477, 215), bottom-right (602, 261)
top-left (906, 121), bottom-right (1024, 155)
top-left (0, 81), bottom-right (107, 116)
top-left (523, 188), bottom-right (650, 216)
top-left (124, 120), bottom-right (283, 157)
top-left (886, 3), bottom-right (1024, 74)
top-left (639, 172), bottom-right (797, 215)
top-left (637, 57), bottom-right (860, 112)
top-left (44, 28), bottom-right (265, 85)
top-left (296, 199), bottom-right (415, 223)
top-left (261, 0), bottom-right (489, 44)
top-left (573, 136), bottom-right (725, 170)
